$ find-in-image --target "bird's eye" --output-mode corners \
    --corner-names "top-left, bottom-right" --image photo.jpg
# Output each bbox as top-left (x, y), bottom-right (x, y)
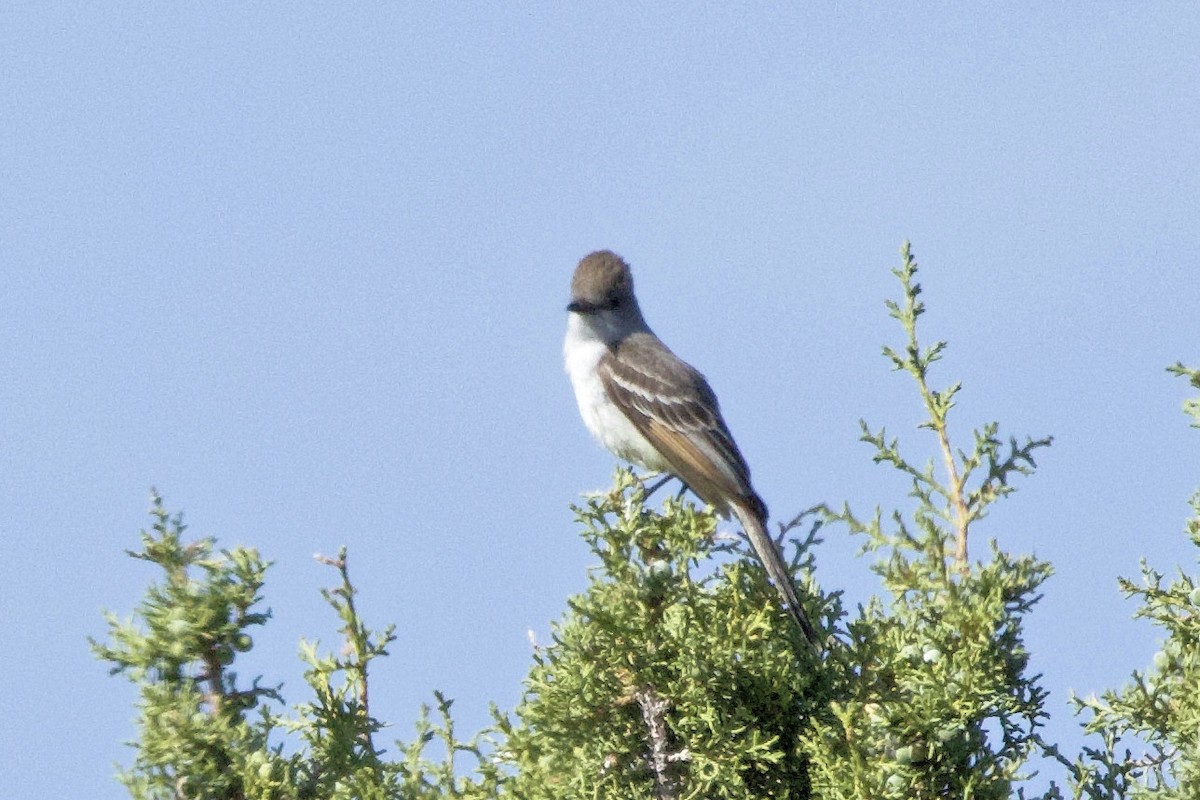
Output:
top-left (606, 292), bottom-right (622, 309)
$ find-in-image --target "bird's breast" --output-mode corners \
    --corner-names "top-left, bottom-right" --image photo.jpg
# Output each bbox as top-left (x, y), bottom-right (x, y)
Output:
top-left (563, 317), bottom-right (668, 472)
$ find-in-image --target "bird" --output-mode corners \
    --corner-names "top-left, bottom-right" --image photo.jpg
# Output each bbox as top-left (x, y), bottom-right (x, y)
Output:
top-left (563, 249), bottom-right (821, 651)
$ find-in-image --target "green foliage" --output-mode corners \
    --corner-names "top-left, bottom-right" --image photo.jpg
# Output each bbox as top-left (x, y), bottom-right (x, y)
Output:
top-left (92, 497), bottom-right (280, 798)
top-left (94, 246), bottom-right (1200, 800)
top-left (92, 501), bottom-right (496, 799)
top-left (813, 243), bottom-right (1057, 799)
top-left (493, 473), bottom-right (832, 799)
top-left (1167, 362), bottom-right (1200, 430)
top-left (1061, 364), bottom-right (1200, 799)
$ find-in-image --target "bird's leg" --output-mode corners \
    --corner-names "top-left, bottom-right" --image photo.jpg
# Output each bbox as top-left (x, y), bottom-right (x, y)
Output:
top-left (641, 472), bottom-right (694, 501)
top-left (642, 472), bottom-right (675, 500)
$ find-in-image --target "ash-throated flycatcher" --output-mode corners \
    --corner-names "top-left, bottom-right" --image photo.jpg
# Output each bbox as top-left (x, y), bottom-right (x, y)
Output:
top-left (563, 250), bottom-right (821, 650)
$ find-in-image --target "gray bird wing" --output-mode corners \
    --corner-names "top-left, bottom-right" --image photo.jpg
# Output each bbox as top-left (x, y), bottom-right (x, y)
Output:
top-left (599, 333), bottom-right (821, 649)
top-left (597, 332), bottom-right (760, 517)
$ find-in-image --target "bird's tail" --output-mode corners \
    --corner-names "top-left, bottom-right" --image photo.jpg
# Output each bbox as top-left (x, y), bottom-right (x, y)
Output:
top-left (733, 500), bottom-right (823, 654)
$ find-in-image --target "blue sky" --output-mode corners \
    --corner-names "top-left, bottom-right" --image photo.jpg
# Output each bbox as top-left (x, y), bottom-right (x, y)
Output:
top-left (2, 5), bottom-right (1198, 797)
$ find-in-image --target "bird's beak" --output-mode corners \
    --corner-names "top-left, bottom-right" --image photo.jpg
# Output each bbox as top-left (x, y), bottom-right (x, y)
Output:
top-left (566, 299), bottom-right (592, 314)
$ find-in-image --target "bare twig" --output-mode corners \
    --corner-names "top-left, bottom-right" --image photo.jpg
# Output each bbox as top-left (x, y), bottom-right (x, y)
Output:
top-left (634, 685), bottom-right (690, 799)
top-left (930, 412), bottom-right (972, 574)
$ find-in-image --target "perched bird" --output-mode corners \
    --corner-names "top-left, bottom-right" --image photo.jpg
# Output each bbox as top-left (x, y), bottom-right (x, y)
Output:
top-left (563, 249), bottom-right (821, 650)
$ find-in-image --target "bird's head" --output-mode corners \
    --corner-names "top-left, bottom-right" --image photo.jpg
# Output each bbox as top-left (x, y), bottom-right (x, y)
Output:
top-left (567, 250), bottom-right (647, 343)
